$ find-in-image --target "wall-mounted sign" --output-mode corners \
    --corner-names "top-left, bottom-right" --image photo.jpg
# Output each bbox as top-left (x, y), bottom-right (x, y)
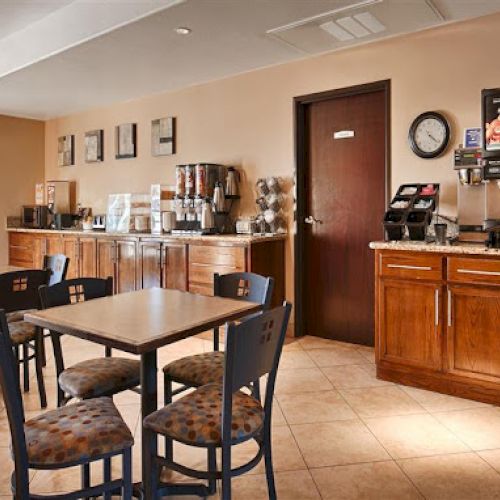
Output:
top-left (464, 127), bottom-right (482, 148)
top-left (333, 130), bottom-right (355, 139)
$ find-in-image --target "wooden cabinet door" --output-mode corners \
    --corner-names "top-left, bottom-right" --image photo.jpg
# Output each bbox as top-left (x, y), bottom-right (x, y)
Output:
top-left (79, 238), bottom-right (97, 278)
top-left (9, 233), bottom-right (36, 268)
top-left (138, 242), bottom-right (162, 289)
top-left (33, 236), bottom-right (46, 268)
top-left (97, 239), bottom-right (116, 283)
top-left (116, 240), bottom-right (137, 294)
top-left (62, 237), bottom-right (79, 279)
top-left (447, 284), bottom-right (500, 382)
top-left (163, 243), bottom-right (188, 291)
top-left (379, 278), bottom-right (443, 371)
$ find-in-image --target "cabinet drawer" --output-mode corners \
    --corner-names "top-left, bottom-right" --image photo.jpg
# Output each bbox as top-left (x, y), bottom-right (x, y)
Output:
top-left (189, 263), bottom-right (245, 286)
top-left (188, 282), bottom-right (213, 296)
top-left (189, 245), bottom-right (246, 268)
top-left (379, 252), bottom-right (443, 281)
top-left (448, 257), bottom-right (500, 286)
top-left (9, 233), bottom-right (34, 266)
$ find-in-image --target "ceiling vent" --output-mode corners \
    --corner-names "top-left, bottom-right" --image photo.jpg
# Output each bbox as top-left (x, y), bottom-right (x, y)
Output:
top-left (320, 12), bottom-right (386, 42)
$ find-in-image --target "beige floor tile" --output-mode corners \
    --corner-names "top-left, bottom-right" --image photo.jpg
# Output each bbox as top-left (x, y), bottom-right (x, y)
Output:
top-left (271, 399), bottom-right (287, 426)
top-left (291, 420), bottom-right (389, 468)
top-left (311, 461), bottom-right (422, 500)
top-left (365, 414), bottom-right (469, 459)
top-left (340, 386), bottom-right (426, 418)
top-left (355, 345), bottom-right (376, 363)
top-left (230, 425), bottom-right (306, 474)
top-left (401, 385), bottom-right (489, 413)
top-left (478, 449), bottom-right (500, 473)
top-left (279, 350), bottom-right (316, 369)
top-left (434, 407), bottom-right (500, 450)
top-left (307, 346), bottom-right (368, 367)
top-left (399, 452), bottom-right (500, 500)
top-left (275, 367), bottom-right (333, 394)
top-left (283, 337), bottom-right (303, 351)
top-left (0, 446), bottom-right (35, 495)
top-left (321, 364), bottom-right (393, 389)
top-left (276, 390), bottom-right (356, 424)
top-left (231, 469), bottom-right (321, 500)
top-left (298, 335), bottom-right (341, 350)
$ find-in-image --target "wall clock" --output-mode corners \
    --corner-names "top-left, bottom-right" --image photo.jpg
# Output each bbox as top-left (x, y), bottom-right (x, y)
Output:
top-left (408, 111), bottom-right (450, 159)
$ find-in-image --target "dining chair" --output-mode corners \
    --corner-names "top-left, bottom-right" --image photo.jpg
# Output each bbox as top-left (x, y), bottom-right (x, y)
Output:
top-left (38, 277), bottom-right (141, 407)
top-left (0, 309), bottom-right (134, 500)
top-left (44, 253), bottom-right (70, 286)
top-left (144, 301), bottom-right (292, 500)
top-left (162, 272), bottom-right (274, 404)
top-left (0, 269), bottom-right (51, 407)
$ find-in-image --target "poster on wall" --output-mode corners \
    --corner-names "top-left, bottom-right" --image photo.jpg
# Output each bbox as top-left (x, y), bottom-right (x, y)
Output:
top-left (58, 135), bottom-right (74, 167)
top-left (85, 129), bottom-right (104, 162)
top-left (482, 89), bottom-right (500, 153)
top-left (464, 127), bottom-right (481, 149)
top-left (115, 123), bottom-right (137, 159)
top-left (151, 117), bottom-right (176, 156)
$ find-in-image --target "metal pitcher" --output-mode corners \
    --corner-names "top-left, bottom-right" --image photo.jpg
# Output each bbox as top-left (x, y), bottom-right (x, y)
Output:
top-left (201, 198), bottom-right (215, 229)
top-left (225, 167), bottom-right (239, 196)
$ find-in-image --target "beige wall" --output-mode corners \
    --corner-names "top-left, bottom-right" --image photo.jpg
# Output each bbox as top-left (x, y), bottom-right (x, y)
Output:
top-left (44, 13), bottom-right (500, 300)
top-left (0, 115), bottom-right (45, 264)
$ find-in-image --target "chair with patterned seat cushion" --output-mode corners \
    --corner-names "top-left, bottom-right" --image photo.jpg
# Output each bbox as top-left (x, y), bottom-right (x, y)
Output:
top-left (144, 302), bottom-right (292, 500)
top-left (39, 277), bottom-right (140, 407)
top-left (162, 272), bottom-right (273, 406)
top-left (0, 269), bottom-right (50, 408)
top-left (0, 310), bottom-right (133, 500)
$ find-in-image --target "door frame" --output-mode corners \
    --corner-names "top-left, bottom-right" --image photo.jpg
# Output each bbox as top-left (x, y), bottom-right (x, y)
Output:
top-left (294, 79), bottom-right (391, 337)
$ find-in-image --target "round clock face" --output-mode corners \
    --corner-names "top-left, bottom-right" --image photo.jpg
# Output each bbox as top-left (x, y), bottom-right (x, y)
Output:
top-left (409, 112), bottom-right (450, 158)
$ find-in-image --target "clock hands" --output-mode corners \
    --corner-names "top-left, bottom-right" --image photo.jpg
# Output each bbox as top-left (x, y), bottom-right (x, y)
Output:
top-left (426, 131), bottom-right (439, 144)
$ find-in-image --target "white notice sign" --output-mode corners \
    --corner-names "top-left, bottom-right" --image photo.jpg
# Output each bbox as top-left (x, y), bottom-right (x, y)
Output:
top-left (333, 130), bottom-right (355, 139)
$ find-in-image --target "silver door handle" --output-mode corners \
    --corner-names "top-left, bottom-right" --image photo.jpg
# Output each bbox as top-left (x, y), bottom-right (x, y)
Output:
top-left (386, 264), bottom-right (432, 271)
top-left (447, 289), bottom-right (452, 327)
top-left (457, 268), bottom-right (500, 277)
top-left (435, 289), bottom-right (439, 327)
top-left (305, 216), bottom-right (323, 225)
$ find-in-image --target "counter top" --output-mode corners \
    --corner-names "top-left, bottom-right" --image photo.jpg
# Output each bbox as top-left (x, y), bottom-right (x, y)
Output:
top-left (369, 240), bottom-right (500, 257)
top-left (6, 227), bottom-right (287, 244)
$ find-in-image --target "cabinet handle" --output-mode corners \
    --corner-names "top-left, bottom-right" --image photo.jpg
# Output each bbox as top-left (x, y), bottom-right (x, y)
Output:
top-left (115, 244), bottom-right (120, 263)
top-left (457, 268), bottom-right (500, 277)
top-left (10, 245), bottom-right (28, 250)
top-left (156, 248), bottom-right (162, 270)
top-left (435, 289), bottom-right (439, 327)
top-left (386, 264), bottom-right (432, 271)
top-left (447, 289), bottom-right (452, 327)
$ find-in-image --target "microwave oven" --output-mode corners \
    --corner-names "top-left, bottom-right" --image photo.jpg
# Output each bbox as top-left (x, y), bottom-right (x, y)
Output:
top-left (22, 205), bottom-right (49, 229)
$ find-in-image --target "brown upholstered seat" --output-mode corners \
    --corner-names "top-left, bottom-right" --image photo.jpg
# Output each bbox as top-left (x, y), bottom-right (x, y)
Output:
top-left (162, 351), bottom-right (224, 386)
top-left (6, 309), bottom-right (36, 323)
top-left (9, 321), bottom-right (37, 345)
top-left (25, 397), bottom-right (133, 466)
top-left (144, 383), bottom-right (263, 446)
top-left (59, 357), bottom-right (140, 399)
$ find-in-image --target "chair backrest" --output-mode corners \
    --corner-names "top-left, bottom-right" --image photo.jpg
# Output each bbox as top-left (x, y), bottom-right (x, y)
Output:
top-left (43, 254), bottom-right (70, 286)
top-left (0, 269), bottom-right (50, 313)
top-left (0, 311), bottom-right (30, 497)
top-left (39, 276), bottom-right (113, 309)
top-left (221, 302), bottom-right (291, 441)
top-left (214, 272), bottom-right (274, 309)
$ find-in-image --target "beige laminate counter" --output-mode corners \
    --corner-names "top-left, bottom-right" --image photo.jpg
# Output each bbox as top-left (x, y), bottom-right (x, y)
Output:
top-left (6, 227), bottom-right (286, 245)
top-left (369, 240), bottom-right (500, 257)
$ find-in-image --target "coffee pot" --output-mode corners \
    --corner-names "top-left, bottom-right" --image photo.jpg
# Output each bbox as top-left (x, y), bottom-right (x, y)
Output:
top-left (213, 182), bottom-right (226, 213)
top-left (225, 167), bottom-right (239, 196)
top-left (201, 198), bottom-right (215, 230)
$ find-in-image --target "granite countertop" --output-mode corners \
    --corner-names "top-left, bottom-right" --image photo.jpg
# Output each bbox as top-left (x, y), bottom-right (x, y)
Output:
top-left (6, 226), bottom-right (287, 244)
top-left (369, 240), bottom-right (500, 257)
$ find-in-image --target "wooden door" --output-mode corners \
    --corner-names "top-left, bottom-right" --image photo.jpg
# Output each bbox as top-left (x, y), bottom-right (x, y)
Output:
top-left (79, 237), bottom-right (97, 278)
top-left (301, 85), bottom-right (388, 345)
top-left (138, 241), bottom-right (162, 289)
top-left (62, 237), bottom-right (79, 279)
top-left (379, 279), bottom-right (442, 371)
top-left (448, 284), bottom-right (500, 382)
top-left (97, 239), bottom-right (116, 283)
top-left (163, 243), bottom-right (188, 291)
top-left (115, 240), bottom-right (137, 294)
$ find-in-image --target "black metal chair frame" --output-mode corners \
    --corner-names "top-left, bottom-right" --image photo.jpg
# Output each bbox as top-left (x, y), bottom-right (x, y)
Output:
top-left (0, 310), bottom-right (133, 500)
top-left (39, 277), bottom-right (140, 407)
top-left (148, 302), bottom-right (292, 500)
top-left (164, 272), bottom-right (274, 402)
top-left (0, 269), bottom-right (51, 408)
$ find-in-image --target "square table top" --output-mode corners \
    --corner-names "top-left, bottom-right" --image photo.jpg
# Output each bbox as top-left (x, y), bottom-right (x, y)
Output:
top-left (25, 288), bottom-right (261, 354)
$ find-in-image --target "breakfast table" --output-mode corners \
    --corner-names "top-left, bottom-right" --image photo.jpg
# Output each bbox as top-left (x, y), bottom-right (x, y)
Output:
top-left (25, 287), bottom-right (261, 499)
top-left (0, 265), bottom-right (24, 274)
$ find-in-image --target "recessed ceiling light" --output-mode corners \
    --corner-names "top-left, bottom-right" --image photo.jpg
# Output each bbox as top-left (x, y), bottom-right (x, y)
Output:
top-left (175, 27), bottom-right (191, 35)
top-left (320, 21), bottom-right (354, 42)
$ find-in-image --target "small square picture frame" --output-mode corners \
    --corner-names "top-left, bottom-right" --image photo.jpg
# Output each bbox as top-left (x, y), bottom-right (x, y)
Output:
top-left (151, 117), bottom-right (176, 156)
top-left (58, 135), bottom-right (74, 167)
top-left (84, 129), bottom-right (104, 163)
top-left (115, 123), bottom-right (137, 159)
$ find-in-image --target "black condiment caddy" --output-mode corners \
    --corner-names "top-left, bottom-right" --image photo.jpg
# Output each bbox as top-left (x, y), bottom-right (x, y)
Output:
top-left (383, 183), bottom-right (440, 241)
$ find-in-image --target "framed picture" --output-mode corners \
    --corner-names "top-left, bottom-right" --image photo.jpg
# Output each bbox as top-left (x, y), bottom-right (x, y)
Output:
top-left (115, 123), bottom-right (137, 159)
top-left (58, 135), bottom-right (74, 167)
top-left (482, 88), bottom-right (500, 158)
top-left (151, 117), bottom-right (176, 156)
top-left (85, 129), bottom-right (104, 163)
top-left (463, 127), bottom-right (482, 149)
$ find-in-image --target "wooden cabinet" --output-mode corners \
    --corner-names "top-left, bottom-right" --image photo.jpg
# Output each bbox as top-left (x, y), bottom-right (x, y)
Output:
top-left (138, 241), bottom-right (162, 289)
top-left (79, 237), bottom-right (97, 278)
top-left (163, 242), bottom-right (188, 291)
top-left (97, 238), bottom-right (137, 294)
top-left (379, 279), bottom-right (442, 371)
top-left (376, 249), bottom-right (500, 405)
top-left (34, 234), bottom-right (64, 268)
top-left (9, 232), bottom-right (36, 267)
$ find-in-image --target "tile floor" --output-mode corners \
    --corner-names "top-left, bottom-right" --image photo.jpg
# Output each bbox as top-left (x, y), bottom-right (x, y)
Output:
top-left (2, 334), bottom-right (500, 499)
